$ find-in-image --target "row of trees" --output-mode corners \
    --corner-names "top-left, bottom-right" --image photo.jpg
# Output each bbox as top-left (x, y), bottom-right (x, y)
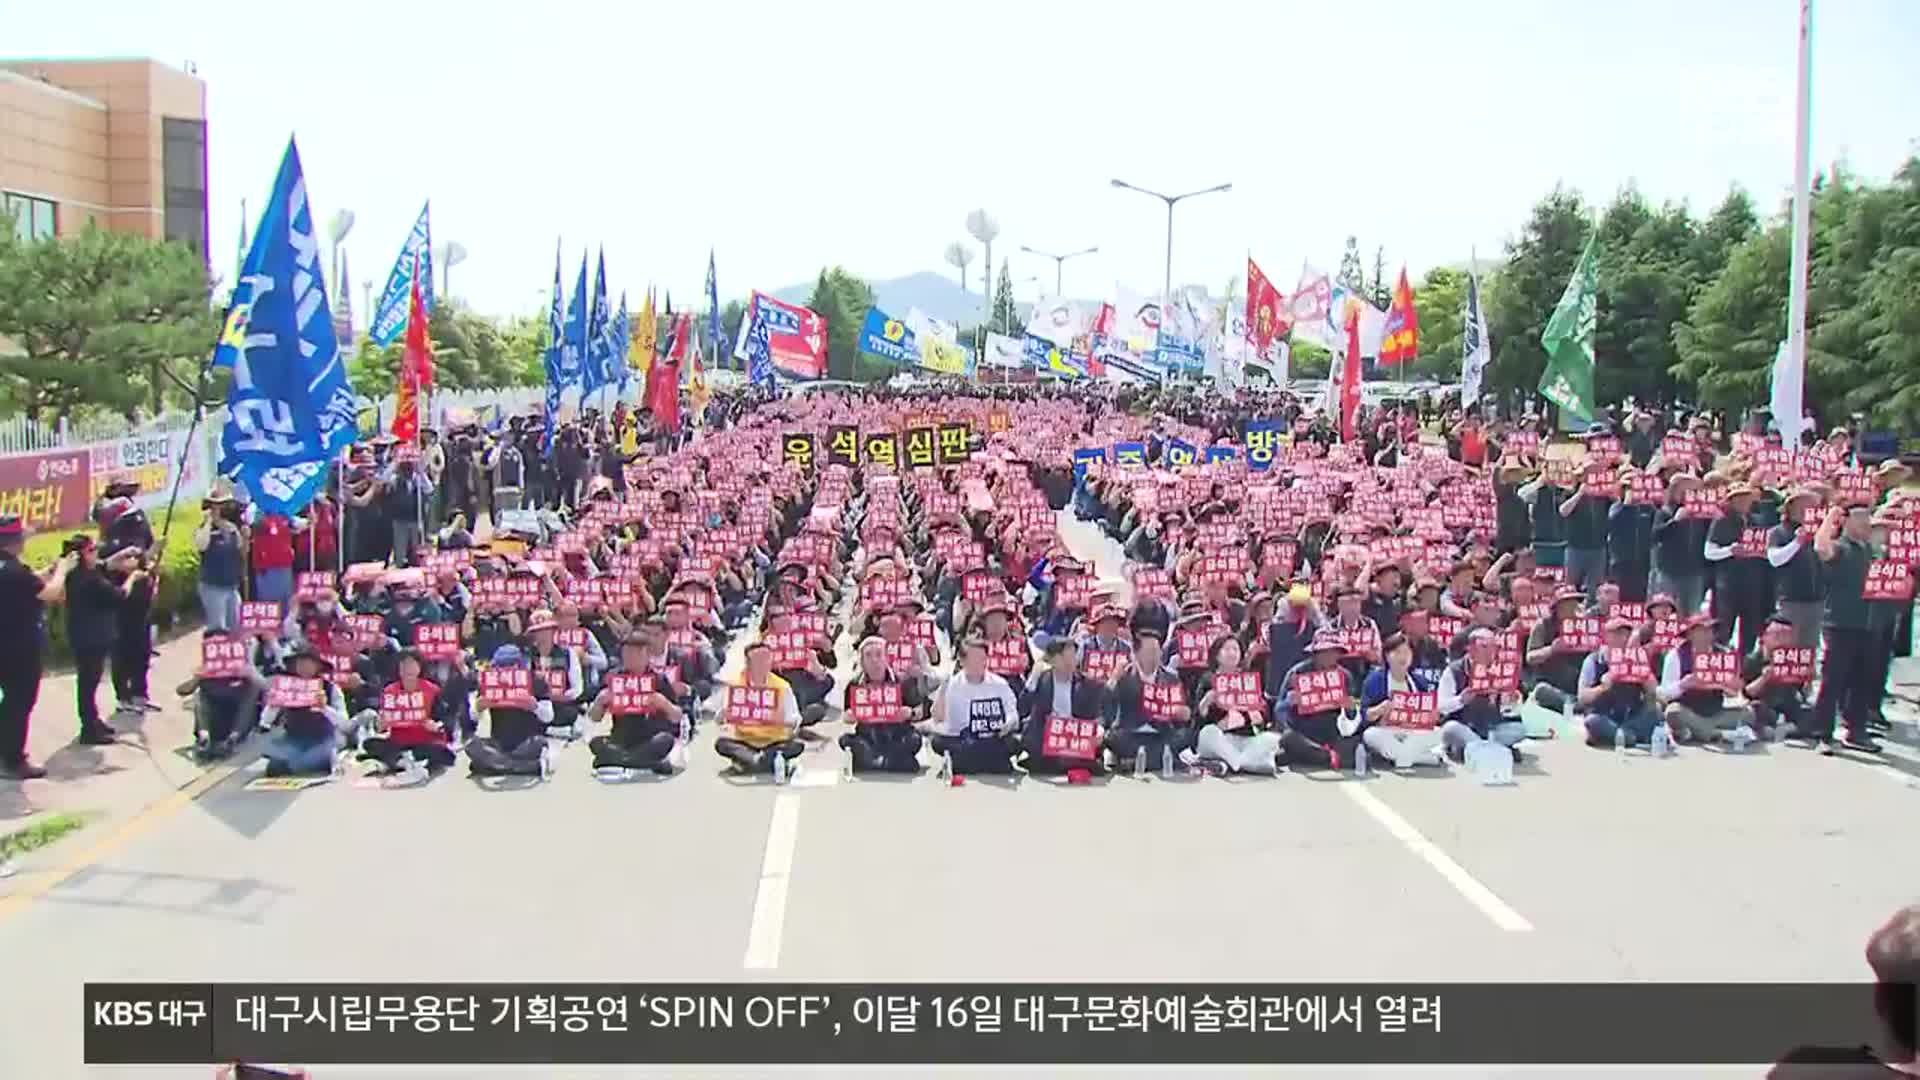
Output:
top-left (6, 153), bottom-right (1919, 428)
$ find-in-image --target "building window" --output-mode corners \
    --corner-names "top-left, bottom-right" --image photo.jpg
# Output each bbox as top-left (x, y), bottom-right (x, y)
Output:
top-left (3, 192), bottom-right (57, 241)
top-left (162, 117), bottom-right (208, 257)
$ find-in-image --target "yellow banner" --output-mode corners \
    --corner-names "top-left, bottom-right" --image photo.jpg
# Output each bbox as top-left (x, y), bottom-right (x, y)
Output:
top-left (922, 337), bottom-right (971, 376)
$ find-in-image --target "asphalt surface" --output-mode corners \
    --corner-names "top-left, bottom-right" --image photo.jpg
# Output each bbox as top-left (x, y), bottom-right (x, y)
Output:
top-left (2, 511), bottom-right (1917, 1079)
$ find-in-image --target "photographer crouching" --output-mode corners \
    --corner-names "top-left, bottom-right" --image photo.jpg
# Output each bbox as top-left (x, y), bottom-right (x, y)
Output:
top-left (0, 515), bottom-right (71, 780)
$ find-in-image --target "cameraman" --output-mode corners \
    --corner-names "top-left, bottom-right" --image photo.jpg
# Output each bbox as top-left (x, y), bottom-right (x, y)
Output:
top-left (0, 515), bottom-right (72, 780)
top-left (64, 534), bottom-right (137, 745)
top-left (195, 487), bottom-right (246, 633)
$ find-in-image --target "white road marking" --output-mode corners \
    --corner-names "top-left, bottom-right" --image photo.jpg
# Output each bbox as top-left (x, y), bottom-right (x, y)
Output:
top-left (1342, 783), bottom-right (1535, 933)
top-left (742, 793), bottom-right (803, 969)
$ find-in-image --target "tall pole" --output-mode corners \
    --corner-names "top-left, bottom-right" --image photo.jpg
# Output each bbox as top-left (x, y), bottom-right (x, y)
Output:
top-left (1785, 0), bottom-right (1814, 448)
top-left (1160, 196), bottom-right (1175, 371)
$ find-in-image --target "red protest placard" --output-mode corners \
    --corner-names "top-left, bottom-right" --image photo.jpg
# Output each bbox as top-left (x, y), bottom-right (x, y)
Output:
top-left (1053, 573), bottom-right (1092, 611)
top-left (1864, 559), bottom-right (1915, 601)
top-left (883, 638), bottom-right (921, 673)
top-left (1040, 713), bottom-right (1100, 761)
top-left (1733, 526), bottom-right (1769, 559)
top-left (1558, 616), bottom-right (1603, 653)
top-left (326, 652), bottom-right (358, 687)
top-left (1427, 614), bottom-right (1465, 643)
top-left (1213, 670), bottom-right (1264, 712)
top-left (1174, 625), bottom-right (1218, 669)
top-left (379, 686), bottom-right (432, 727)
top-left (1609, 601), bottom-right (1647, 624)
top-left (478, 667), bottom-right (534, 708)
top-left (1767, 646), bottom-right (1815, 684)
top-left (199, 637), bottom-right (249, 678)
top-left (1130, 566), bottom-right (1175, 600)
top-left (1582, 466), bottom-right (1618, 497)
top-left (1662, 432), bottom-right (1700, 462)
top-left (1606, 646), bottom-right (1653, 685)
top-left (1387, 690), bottom-right (1439, 730)
top-left (239, 601), bottom-right (283, 635)
top-left (1625, 473), bottom-right (1666, 506)
top-left (266, 676), bottom-right (324, 709)
top-left (726, 684), bottom-right (786, 740)
top-left (414, 622), bottom-right (461, 661)
top-left (985, 637), bottom-right (1029, 677)
top-left (347, 614), bottom-right (385, 650)
top-left (1082, 647), bottom-right (1130, 682)
top-left (608, 672), bottom-right (661, 713)
top-left (1682, 487), bottom-right (1725, 520)
top-left (1648, 618), bottom-right (1684, 651)
top-left (1292, 668), bottom-right (1348, 714)
top-left (1506, 431), bottom-right (1541, 458)
top-left (846, 682), bottom-right (906, 725)
top-left (1586, 436), bottom-right (1623, 465)
top-left (1835, 469), bottom-right (1875, 506)
top-left (1692, 650), bottom-right (1742, 691)
top-left (1141, 680), bottom-right (1187, 722)
top-left (295, 572), bottom-right (335, 602)
top-left (765, 630), bottom-right (813, 669)
top-left (1887, 525), bottom-right (1920, 566)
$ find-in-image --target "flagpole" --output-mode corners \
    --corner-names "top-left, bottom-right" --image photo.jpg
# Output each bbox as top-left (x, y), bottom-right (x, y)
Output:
top-left (1783, 0), bottom-right (1814, 449)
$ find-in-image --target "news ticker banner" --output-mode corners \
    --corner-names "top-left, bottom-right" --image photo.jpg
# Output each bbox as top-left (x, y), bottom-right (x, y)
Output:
top-left (85, 983), bottom-right (1902, 1065)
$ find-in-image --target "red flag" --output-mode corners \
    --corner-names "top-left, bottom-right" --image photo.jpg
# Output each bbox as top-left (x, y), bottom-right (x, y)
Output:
top-left (1085, 303), bottom-right (1114, 378)
top-left (1380, 266), bottom-right (1420, 365)
top-left (1245, 257), bottom-right (1288, 353)
top-left (1341, 306), bottom-right (1362, 442)
top-left (647, 313), bottom-right (688, 432)
top-left (392, 255), bottom-right (431, 442)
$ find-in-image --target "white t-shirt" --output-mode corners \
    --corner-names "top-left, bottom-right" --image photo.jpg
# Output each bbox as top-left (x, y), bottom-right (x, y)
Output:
top-left (941, 672), bottom-right (1019, 738)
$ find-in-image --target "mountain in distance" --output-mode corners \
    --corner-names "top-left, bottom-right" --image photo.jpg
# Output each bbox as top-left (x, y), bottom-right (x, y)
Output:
top-left (772, 270), bottom-right (1046, 328)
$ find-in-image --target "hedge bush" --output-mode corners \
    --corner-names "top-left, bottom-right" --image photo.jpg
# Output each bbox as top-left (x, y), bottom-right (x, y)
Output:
top-left (23, 503), bottom-right (206, 664)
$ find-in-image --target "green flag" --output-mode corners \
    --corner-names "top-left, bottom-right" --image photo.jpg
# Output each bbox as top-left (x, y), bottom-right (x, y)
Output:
top-left (1538, 232), bottom-right (1598, 425)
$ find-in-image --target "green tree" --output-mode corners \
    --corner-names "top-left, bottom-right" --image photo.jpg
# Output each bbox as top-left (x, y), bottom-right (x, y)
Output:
top-left (0, 222), bottom-right (218, 420)
top-left (991, 259), bottom-right (1017, 334)
top-left (1336, 236), bottom-right (1365, 293)
top-left (1591, 186), bottom-right (1695, 407)
top-left (1487, 188), bottom-right (1592, 399)
top-left (349, 336), bottom-right (403, 398)
top-left (1833, 159), bottom-right (1920, 428)
top-left (1410, 265), bottom-right (1468, 382)
top-left (804, 266), bottom-right (876, 381)
top-left (1290, 339), bottom-right (1332, 379)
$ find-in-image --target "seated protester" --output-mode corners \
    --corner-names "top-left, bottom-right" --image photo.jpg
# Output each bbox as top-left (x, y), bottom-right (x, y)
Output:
top-left (975, 596), bottom-right (1033, 712)
top-left (763, 606), bottom-right (834, 727)
top-left (1657, 614), bottom-right (1758, 744)
top-left (1396, 608), bottom-right (1449, 683)
top-left (1262, 583), bottom-right (1325, 708)
top-left (1584, 579), bottom-right (1622, 619)
top-left (713, 642), bottom-right (806, 777)
top-left (1745, 615), bottom-right (1814, 743)
top-left (1525, 586), bottom-right (1589, 711)
top-left (670, 579), bottom-right (731, 651)
top-left (260, 646), bottom-right (353, 777)
top-left (523, 609), bottom-right (585, 737)
top-left (586, 631), bottom-right (687, 775)
top-left (287, 589), bottom-right (348, 654)
top-left (554, 601), bottom-right (609, 697)
top-left (1633, 592), bottom-right (1682, 661)
top-left (873, 607), bottom-right (936, 699)
top-left (1438, 562), bottom-right (1480, 620)
top-left (1238, 592), bottom-right (1277, 666)
top-left (1274, 632), bottom-right (1356, 769)
top-left (1074, 604), bottom-right (1133, 684)
top-left (1195, 577), bottom-right (1246, 635)
top-left (1358, 632), bottom-right (1443, 770)
top-left (1105, 631), bottom-right (1195, 773)
top-left (437, 512), bottom-right (475, 550)
top-left (1575, 616), bottom-right (1662, 748)
top-left (1450, 591), bottom-right (1506, 660)
top-left (1405, 578), bottom-right (1443, 622)
top-left (1324, 586), bottom-right (1382, 688)
top-left (431, 568), bottom-right (473, 625)
top-left (380, 581), bottom-right (441, 647)
top-left (929, 638), bottom-right (1022, 775)
top-left (1437, 628), bottom-right (1527, 760)
top-left (1022, 638), bottom-right (1110, 774)
top-left (1128, 593), bottom-right (1175, 646)
top-left (661, 596), bottom-right (721, 699)
top-left (423, 647), bottom-right (476, 744)
top-left (466, 645), bottom-right (556, 777)
top-left (838, 637), bottom-right (928, 773)
top-left (176, 628), bottom-right (270, 762)
top-left (1361, 563), bottom-right (1403, 638)
top-left (1193, 635), bottom-right (1283, 775)
top-left (357, 649), bottom-right (457, 775)
top-left (892, 596), bottom-right (943, 668)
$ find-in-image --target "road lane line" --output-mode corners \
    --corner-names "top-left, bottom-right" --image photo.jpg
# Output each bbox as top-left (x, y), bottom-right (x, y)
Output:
top-left (742, 793), bottom-right (802, 969)
top-left (1342, 784), bottom-right (1534, 933)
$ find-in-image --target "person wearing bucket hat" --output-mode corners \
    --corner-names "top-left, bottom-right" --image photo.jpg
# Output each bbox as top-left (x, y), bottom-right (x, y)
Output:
top-left (1273, 631), bottom-right (1353, 769)
top-left (259, 646), bottom-right (351, 777)
top-left (523, 609), bottom-right (586, 738)
top-left (1741, 615), bottom-right (1814, 744)
top-left (465, 644), bottom-right (558, 777)
top-left (1704, 479), bottom-right (1771, 657)
top-left (1655, 613), bottom-right (1757, 745)
top-left (1650, 474), bottom-right (1710, 617)
top-left (838, 636), bottom-right (928, 773)
top-left (1572, 616), bottom-right (1661, 748)
top-left (1768, 485), bottom-right (1829, 648)
top-left (1523, 586), bottom-right (1589, 712)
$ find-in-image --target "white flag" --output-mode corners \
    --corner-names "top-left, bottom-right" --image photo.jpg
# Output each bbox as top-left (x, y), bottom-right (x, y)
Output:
top-left (984, 332), bottom-right (1026, 369)
top-left (1023, 297), bottom-right (1086, 346)
top-left (1771, 338), bottom-right (1807, 450)
top-left (1461, 271), bottom-right (1492, 408)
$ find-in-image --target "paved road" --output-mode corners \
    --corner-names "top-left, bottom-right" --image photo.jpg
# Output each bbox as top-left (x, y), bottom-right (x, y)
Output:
top-left (2, 512), bottom-right (1917, 1079)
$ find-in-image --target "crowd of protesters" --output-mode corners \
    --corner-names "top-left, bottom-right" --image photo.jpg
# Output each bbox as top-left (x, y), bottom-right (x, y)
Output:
top-left (0, 377), bottom-right (1912, 785)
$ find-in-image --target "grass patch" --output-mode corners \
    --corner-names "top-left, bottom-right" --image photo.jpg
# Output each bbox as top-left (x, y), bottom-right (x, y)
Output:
top-left (21, 502), bottom-right (204, 570)
top-left (0, 810), bottom-right (100, 860)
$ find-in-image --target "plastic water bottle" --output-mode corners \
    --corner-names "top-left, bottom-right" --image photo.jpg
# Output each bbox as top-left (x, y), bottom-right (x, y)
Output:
top-left (1614, 723), bottom-right (1628, 755)
top-left (1729, 724), bottom-right (1755, 753)
top-left (771, 753), bottom-right (788, 785)
top-left (1651, 721), bottom-right (1674, 759)
top-left (940, 751), bottom-right (954, 781)
top-left (1354, 740), bottom-right (1370, 778)
top-left (1160, 744), bottom-right (1174, 779)
top-left (1134, 747), bottom-right (1148, 777)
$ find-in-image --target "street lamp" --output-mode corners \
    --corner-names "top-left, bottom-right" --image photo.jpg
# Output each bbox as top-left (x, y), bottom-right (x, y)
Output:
top-left (1109, 178), bottom-right (1231, 366)
top-left (438, 241), bottom-right (469, 299)
top-left (1019, 244), bottom-right (1097, 296)
top-left (966, 209), bottom-right (1000, 346)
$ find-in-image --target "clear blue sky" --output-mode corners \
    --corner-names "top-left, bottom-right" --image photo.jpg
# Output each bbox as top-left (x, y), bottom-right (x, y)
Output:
top-left (11, 0), bottom-right (1919, 319)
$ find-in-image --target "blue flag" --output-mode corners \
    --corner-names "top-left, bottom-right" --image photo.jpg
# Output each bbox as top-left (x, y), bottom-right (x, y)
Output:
top-left (745, 296), bottom-right (775, 388)
top-left (214, 137), bottom-right (356, 514)
top-left (368, 201), bottom-right (433, 346)
top-left (542, 244), bottom-right (565, 448)
top-left (704, 250), bottom-right (720, 366)
top-left (562, 252), bottom-right (589, 391)
top-left (583, 249), bottom-right (612, 396)
top-left (613, 291), bottom-right (631, 396)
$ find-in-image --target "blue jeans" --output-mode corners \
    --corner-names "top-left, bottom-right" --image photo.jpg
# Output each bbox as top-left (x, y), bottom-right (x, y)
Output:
top-left (1582, 702), bottom-right (1661, 747)
top-left (262, 730), bottom-right (337, 773)
top-left (1440, 718), bottom-right (1524, 757)
top-left (254, 568), bottom-right (293, 606)
top-left (198, 584), bottom-right (242, 633)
